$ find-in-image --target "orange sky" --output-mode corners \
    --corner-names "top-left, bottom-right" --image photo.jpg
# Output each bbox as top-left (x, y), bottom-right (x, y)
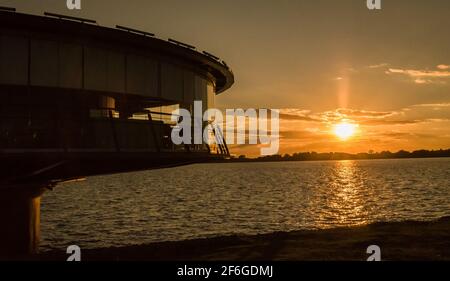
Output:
top-left (228, 103), bottom-right (450, 157)
top-left (7, 0), bottom-right (450, 156)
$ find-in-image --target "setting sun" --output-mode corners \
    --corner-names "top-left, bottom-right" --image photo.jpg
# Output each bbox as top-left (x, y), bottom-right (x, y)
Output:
top-left (334, 122), bottom-right (357, 140)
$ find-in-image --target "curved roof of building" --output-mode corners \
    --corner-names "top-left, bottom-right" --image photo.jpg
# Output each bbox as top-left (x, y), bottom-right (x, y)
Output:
top-left (0, 9), bottom-right (234, 94)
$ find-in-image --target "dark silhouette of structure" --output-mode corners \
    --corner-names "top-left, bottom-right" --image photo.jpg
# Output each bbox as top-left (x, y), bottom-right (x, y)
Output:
top-left (0, 8), bottom-right (234, 256)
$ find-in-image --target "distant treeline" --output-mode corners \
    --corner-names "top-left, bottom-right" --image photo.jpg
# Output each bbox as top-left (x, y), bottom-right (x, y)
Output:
top-left (231, 149), bottom-right (450, 162)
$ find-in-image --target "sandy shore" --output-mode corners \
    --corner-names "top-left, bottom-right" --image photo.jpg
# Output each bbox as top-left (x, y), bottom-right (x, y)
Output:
top-left (37, 217), bottom-right (450, 261)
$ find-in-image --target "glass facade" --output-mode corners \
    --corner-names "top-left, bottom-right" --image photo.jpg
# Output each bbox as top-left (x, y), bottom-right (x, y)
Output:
top-left (0, 25), bottom-right (226, 155)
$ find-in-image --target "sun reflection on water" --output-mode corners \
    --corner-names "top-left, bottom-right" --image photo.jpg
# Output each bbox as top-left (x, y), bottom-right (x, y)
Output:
top-left (318, 160), bottom-right (371, 227)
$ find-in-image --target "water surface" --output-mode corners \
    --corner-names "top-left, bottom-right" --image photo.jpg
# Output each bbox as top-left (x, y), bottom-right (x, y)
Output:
top-left (40, 158), bottom-right (450, 251)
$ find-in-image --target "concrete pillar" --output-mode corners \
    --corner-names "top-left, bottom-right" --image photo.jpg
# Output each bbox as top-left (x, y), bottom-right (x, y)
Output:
top-left (0, 185), bottom-right (47, 258)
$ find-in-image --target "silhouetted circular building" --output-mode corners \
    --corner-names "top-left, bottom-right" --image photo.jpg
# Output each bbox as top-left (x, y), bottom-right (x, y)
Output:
top-left (0, 9), bottom-right (234, 183)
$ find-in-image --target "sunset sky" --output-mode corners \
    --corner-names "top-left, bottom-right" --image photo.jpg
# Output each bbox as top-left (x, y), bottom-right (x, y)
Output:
top-left (5, 0), bottom-right (450, 156)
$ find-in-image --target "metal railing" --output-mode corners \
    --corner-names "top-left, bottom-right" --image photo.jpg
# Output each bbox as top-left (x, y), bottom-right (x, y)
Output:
top-left (0, 106), bottom-right (229, 155)
top-left (43, 12), bottom-right (97, 25)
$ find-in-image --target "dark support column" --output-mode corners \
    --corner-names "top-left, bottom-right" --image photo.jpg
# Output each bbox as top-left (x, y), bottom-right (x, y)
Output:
top-left (0, 185), bottom-right (47, 258)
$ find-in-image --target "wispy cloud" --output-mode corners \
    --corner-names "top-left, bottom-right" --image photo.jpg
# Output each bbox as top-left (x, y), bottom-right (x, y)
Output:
top-left (278, 104), bottom-right (450, 127)
top-left (414, 78), bottom-right (431, 84)
top-left (279, 113), bottom-right (320, 122)
top-left (387, 68), bottom-right (450, 77)
top-left (360, 119), bottom-right (420, 126)
top-left (412, 103), bottom-right (450, 108)
top-left (386, 65), bottom-right (450, 84)
top-left (318, 108), bottom-right (401, 124)
top-left (335, 108), bottom-right (394, 118)
top-left (368, 63), bottom-right (389, 69)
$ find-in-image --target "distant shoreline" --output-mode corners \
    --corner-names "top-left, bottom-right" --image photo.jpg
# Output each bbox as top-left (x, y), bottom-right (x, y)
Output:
top-left (223, 149), bottom-right (450, 163)
top-left (33, 216), bottom-right (450, 261)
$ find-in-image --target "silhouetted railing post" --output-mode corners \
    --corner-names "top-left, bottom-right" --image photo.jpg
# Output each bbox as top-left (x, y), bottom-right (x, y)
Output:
top-left (147, 112), bottom-right (160, 153)
top-left (108, 110), bottom-right (120, 153)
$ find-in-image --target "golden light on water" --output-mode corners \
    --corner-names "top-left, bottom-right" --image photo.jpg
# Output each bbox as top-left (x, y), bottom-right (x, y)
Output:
top-left (312, 160), bottom-right (372, 228)
top-left (333, 122), bottom-right (358, 140)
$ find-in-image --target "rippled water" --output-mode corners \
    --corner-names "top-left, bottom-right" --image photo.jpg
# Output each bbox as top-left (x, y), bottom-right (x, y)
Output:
top-left (40, 158), bottom-right (450, 251)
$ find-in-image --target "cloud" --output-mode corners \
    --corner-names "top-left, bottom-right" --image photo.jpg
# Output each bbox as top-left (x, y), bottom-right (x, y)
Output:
top-left (335, 108), bottom-right (394, 118)
top-left (386, 65), bottom-right (450, 84)
top-left (279, 130), bottom-right (321, 140)
top-left (279, 107), bottom-right (410, 125)
top-left (317, 108), bottom-right (401, 124)
top-left (412, 103), bottom-right (450, 108)
top-left (380, 131), bottom-right (435, 139)
top-left (368, 63), bottom-right (389, 69)
top-left (360, 119), bottom-right (420, 126)
top-left (437, 64), bottom-right (450, 70)
top-left (387, 68), bottom-right (450, 78)
top-left (278, 113), bottom-right (321, 122)
top-left (279, 104), bottom-right (450, 127)
top-left (278, 109), bottom-right (321, 122)
top-left (414, 78), bottom-right (431, 84)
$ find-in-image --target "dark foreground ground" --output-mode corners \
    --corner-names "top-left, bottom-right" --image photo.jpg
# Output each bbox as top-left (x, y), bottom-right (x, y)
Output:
top-left (36, 216), bottom-right (450, 261)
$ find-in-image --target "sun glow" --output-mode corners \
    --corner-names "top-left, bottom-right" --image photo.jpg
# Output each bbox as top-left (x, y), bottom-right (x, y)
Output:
top-left (334, 122), bottom-right (357, 140)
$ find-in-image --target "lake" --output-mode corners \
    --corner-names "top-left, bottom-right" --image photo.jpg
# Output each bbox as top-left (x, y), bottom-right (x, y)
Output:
top-left (40, 158), bottom-right (450, 251)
